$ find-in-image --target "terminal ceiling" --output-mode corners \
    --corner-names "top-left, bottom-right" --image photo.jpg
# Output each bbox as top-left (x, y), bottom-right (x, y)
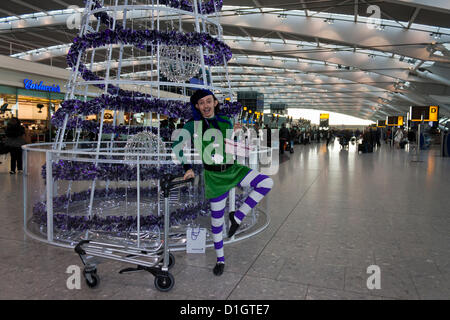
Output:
top-left (0, 0), bottom-right (449, 120)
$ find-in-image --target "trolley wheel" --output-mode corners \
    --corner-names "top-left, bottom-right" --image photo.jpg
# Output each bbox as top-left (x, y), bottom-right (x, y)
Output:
top-left (154, 273), bottom-right (174, 292)
top-left (84, 270), bottom-right (100, 288)
top-left (160, 252), bottom-right (175, 269)
top-left (167, 253), bottom-right (175, 269)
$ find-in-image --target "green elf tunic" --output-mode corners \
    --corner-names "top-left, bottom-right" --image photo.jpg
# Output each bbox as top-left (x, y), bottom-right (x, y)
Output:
top-left (173, 115), bottom-right (250, 199)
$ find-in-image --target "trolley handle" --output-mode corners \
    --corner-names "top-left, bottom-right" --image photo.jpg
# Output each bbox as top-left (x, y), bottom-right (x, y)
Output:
top-left (74, 239), bottom-right (90, 255)
top-left (169, 177), bottom-right (194, 188)
top-left (161, 175), bottom-right (194, 197)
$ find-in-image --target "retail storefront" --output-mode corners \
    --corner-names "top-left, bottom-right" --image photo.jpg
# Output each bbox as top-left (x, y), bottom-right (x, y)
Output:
top-left (0, 55), bottom-right (185, 143)
top-left (0, 55), bottom-right (99, 143)
top-left (0, 81), bottom-right (65, 142)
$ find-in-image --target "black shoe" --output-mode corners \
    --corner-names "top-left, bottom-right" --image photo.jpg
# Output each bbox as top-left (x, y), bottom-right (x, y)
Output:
top-left (213, 263), bottom-right (225, 276)
top-left (228, 211), bottom-right (239, 238)
top-left (9, 171), bottom-right (15, 174)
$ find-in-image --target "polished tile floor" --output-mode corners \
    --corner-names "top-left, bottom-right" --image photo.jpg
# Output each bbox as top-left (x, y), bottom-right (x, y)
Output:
top-left (1, 140), bottom-right (449, 300)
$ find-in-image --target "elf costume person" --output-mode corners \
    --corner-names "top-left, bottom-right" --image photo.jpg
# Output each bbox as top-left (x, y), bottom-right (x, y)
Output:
top-left (173, 89), bottom-right (273, 276)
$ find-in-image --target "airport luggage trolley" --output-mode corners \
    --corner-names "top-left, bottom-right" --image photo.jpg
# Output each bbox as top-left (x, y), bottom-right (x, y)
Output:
top-left (74, 175), bottom-right (193, 292)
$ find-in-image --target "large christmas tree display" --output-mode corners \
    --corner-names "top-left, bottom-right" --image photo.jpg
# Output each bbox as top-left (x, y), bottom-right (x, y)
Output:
top-left (23, 0), bottom-right (269, 251)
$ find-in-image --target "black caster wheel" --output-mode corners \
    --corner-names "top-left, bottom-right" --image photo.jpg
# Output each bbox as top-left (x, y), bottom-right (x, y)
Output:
top-left (84, 269), bottom-right (100, 288)
top-left (160, 252), bottom-right (175, 269)
top-left (167, 253), bottom-right (175, 269)
top-left (154, 273), bottom-right (174, 292)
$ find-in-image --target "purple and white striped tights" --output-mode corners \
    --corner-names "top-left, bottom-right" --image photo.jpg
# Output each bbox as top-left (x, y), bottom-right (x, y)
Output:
top-left (209, 170), bottom-right (274, 264)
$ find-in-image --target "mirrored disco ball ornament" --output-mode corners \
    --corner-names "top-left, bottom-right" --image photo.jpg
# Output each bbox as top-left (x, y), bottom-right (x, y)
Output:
top-left (160, 45), bottom-right (201, 83)
top-left (124, 131), bottom-right (166, 166)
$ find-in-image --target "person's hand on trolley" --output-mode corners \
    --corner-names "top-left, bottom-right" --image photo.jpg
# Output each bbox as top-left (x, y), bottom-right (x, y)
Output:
top-left (184, 169), bottom-right (195, 180)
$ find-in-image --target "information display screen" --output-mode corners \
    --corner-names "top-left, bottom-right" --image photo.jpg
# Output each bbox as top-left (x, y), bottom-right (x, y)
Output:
top-left (319, 113), bottom-right (329, 129)
top-left (377, 120), bottom-right (386, 127)
top-left (386, 116), bottom-right (404, 126)
top-left (410, 106), bottom-right (439, 122)
top-left (387, 116), bottom-right (398, 126)
top-left (319, 119), bottom-right (329, 128)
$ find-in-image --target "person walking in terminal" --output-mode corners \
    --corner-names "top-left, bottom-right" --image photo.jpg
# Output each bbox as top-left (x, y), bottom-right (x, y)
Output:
top-left (173, 89), bottom-right (274, 276)
top-left (326, 130), bottom-right (332, 146)
top-left (376, 128), bottom-right (381, 148)
top-left (288, 126), bottom-right (295, 153)
top-left (279, 122), bottom-right (290, 154)
top-left (394, 128), bottom-right (404, 149)
top-left (5, 117), bottom-right (26, 174)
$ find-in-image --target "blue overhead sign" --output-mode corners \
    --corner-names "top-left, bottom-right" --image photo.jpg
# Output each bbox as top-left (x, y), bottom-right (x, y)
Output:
top-left (23, 79), bottom-right (61, 93)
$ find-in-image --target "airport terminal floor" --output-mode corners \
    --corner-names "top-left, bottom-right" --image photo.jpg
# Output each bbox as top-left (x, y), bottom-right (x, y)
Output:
top-left (1, 140), bottom-right (449, 300)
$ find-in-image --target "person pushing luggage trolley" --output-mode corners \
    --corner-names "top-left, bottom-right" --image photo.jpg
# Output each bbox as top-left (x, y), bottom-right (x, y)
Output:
top-left (173, 89), bottom-right (274, 276)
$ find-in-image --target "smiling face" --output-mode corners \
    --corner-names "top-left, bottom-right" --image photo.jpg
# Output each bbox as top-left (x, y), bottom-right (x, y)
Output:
top-left (195, 95), bottom-right (218, 119)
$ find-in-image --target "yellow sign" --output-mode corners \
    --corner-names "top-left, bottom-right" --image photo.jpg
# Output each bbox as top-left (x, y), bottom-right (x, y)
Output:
top-left (410, 106), bottom-right (439, 122)
top-left (398, 116), bottom-right (404, 126)
top-left (243, 107), bottom-right (247, 111)
top-left (429, 106), bottom-right (438, 122)
top-left (320, 113), bottom-right (329, 119)
top-left (248, 110), bottom-right (252, 113)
